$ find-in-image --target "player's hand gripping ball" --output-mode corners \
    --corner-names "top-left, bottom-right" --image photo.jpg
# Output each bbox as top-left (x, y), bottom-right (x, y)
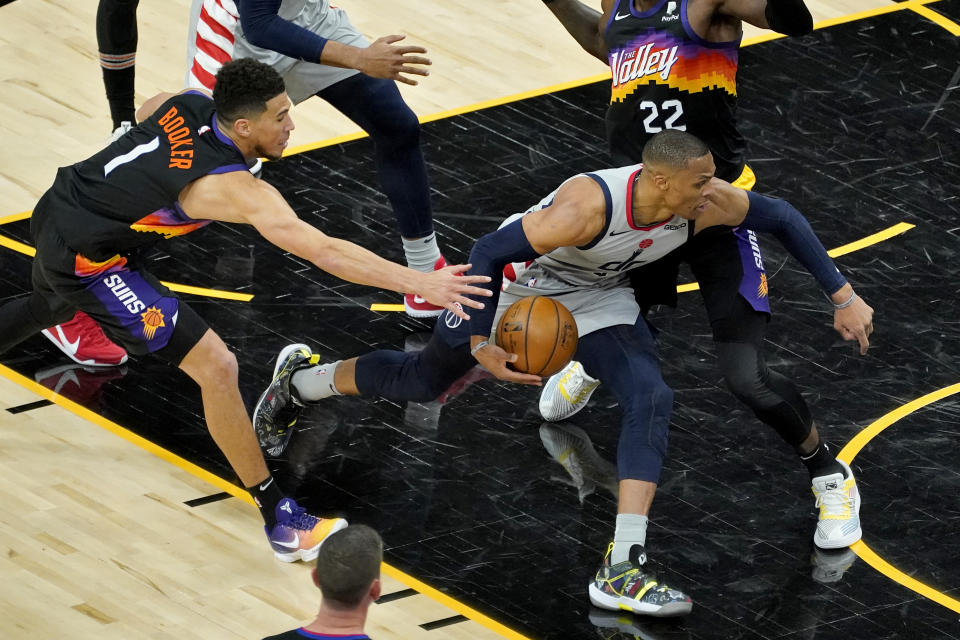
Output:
top-left (495, 296), bottom-right (578, 376)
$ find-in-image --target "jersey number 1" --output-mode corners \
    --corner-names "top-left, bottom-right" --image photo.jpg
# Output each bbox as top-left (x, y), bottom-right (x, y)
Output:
top-left (638, 100), bottom-right (685, 133)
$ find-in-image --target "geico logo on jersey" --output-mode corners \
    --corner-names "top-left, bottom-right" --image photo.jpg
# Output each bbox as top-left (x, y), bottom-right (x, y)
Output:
top-left (747, 230), bottom-right (765, 271)
top-left (664, 222), bottom-right (687, 230)
top-left (610, 43), bottom-right (680, 87)
top-left (103, 274), bottom-right (147, 314)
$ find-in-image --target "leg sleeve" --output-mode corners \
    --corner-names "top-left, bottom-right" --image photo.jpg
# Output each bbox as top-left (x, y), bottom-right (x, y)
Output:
top-left (577, 318), bottom-right (673, 484)
top-left (318, 74), bottom-right (433, 239)
top-left (354, 330), bottom-right (475, 403)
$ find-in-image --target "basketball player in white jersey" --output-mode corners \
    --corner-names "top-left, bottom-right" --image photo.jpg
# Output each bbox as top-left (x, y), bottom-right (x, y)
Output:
top-left (184, 0), bottom-right (448, 318)
top-left (252, 130), bottom-right (873, 616)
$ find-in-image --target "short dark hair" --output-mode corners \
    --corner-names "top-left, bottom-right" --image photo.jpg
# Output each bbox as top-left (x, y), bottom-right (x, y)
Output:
top-left (213, 58), bottom-right (286, 124)
top-left (641, 130), bottom-right (711, 169)
top-left (315, 525), bottom-right (383, 608)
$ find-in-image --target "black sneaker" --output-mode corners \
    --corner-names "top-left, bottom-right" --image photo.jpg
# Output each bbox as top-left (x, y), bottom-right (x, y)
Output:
top-left (588, 544), bottom-right (692, 618)
top-left (253, 343), bottom-right (316, 456)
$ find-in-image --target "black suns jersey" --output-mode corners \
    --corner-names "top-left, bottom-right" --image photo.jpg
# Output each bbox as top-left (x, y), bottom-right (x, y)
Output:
top-left (41, 90), bottom-right (248, 261)
top-left (604, 0), bottom-right (745, 180)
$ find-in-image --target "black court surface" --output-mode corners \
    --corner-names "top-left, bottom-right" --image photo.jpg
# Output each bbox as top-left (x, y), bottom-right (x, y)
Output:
top-left (2, 4), bottom-right (959, 639)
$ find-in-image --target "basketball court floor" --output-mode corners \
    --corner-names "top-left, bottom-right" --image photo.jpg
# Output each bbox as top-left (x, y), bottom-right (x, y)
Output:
top-left (1, 1), bottom-right (958, 638)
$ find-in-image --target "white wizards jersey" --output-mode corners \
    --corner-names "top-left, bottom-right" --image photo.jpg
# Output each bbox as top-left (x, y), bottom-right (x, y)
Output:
top-left (495, 164), bottom-right (693, 338)
top-left (502, 164), bottom-right (692, 295)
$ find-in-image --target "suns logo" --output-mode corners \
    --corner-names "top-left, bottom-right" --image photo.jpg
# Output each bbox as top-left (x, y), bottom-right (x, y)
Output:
top-left (141, 306), bottom-right (166, 340)
top-left (757, 273), bottom-right (769, 298)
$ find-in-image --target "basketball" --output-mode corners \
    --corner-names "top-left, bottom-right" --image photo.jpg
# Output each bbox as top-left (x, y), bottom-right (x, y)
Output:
top-left (495, 296), bottom-right (578, 376)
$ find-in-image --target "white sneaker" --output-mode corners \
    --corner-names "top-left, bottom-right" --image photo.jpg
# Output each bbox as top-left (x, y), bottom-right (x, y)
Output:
top-left (811, 459), bottom-right (862, 549)
top-left (111, 121), bottom-right (134, 141)
top-left (539, 361), bottom-right (600, 422)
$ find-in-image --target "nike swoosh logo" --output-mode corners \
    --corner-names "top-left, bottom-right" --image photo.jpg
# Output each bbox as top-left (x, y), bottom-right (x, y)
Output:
top-left (614, 12), bottom-right (631, 20)
top-left (609, 229), bottom-right (635, 236)
top-left (259, 478), bottom-right (274, 491)
top-left (272, 536), bottom-right (300, 549)
top-left (58, 326), bottom-right (81, 355)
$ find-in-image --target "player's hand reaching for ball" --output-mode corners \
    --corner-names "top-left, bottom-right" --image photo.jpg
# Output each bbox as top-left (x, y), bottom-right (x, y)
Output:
top-left (416, 263), bottom-right (491, 321)
top-left (470, 338), bottom-right (543, 386)
top-left (832, 286), bottom-right (874, 355)
top-left (358, 35), bottom-right (431, 85)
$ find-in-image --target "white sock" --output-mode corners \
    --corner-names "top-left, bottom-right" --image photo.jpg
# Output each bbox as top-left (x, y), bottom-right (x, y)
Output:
top-left (401, 232), bottom-right (442, 272)
top-left (612, 513), bottom-right (649, 565)
top-left (291, 361), bottom-right (342, 402)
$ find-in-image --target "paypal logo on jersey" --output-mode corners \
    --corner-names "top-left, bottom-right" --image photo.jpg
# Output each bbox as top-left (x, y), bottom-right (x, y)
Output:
top-left (662, 1), bottom-right (679, 21)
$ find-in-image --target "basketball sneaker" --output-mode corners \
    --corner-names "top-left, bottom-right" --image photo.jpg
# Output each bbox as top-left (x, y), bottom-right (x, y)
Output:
top-left (253, 343), bottom-right (318, 457)
top-left (266, 497), bottom-right (348, 563)
top-left (539, 422), bottom-right (618, 503)
top-left (589, 543), bottom-right (692, 618)
top-left (111, 121), bottom-right (134, 141)
top-left (539, 361), bottom-right (600, 422)
top-left (404, 256), bottom-right (449, 318)
top-left (41, 311), bottom-right (129, 367)
top-left (810, 547), bottom-right (858, 584)
top-left (811, 459), bottom-right (862, 549)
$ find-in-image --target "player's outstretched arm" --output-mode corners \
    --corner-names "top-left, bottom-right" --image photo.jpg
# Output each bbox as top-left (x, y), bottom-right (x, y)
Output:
top-left (468, 176), bottom-right (607, 384)
top-left (696, 181), bottom-right (873, 354)
top-left (180, 173), bottom-right (491, 320)
top-left (716, 0), bottom-right (813, 36)
top-left (542, 0), bottom-right (614, 63)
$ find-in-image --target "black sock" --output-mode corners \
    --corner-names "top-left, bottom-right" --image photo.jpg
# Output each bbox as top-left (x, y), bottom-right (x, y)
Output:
top-left (96, 0), bottom-right (139, 129)
top-left (246, 476), bottom-right (285, 529)
top-left (799, 438), bottom-right (843, 479)
top-left (102, 66), bottom-right (137, 129)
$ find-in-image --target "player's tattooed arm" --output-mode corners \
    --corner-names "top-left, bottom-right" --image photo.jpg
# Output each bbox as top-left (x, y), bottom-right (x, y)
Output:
top-left (543, 0), bottom-right (615, 63)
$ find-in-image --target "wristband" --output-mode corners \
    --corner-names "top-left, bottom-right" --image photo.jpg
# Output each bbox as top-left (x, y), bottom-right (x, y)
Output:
top-left (831, 291), bottom-right (857, 309)
top-left (470, 340), bottom-right (489, 356)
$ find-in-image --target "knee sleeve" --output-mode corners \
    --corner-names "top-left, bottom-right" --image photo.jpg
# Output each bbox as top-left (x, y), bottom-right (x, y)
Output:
top-left (616, 378), bottom-right (673, 483)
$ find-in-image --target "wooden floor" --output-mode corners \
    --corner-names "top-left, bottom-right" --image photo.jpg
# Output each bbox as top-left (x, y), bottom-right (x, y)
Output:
top-left (0, 370), bottom-right (511, 640)
top-left (0, 0), bottom-right (887, 215)
top-left (0, 0), bottom-right (925, 638)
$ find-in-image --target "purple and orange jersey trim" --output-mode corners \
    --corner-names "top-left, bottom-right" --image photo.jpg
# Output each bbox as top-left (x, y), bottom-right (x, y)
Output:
top-left (74, 253), bottom-right (129, 279)
top-left (609, 30), bottom-right (738, 103)
top-left (130, 202), bottom-right (211, 239)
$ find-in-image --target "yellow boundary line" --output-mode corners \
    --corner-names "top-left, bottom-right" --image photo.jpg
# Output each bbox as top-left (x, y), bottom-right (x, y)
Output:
top-left (839, 383), bottom-right (960, 614)
top-left (909, 2), bottom-right (960, 35)
top-left (0, 211), bottom-right (32, 226)
top-left (368, 222), bottom-right (914, 310)
top-left (0, 361), bottom-right (532, 639)
top-left (0, 230), bottom-right (253, 302)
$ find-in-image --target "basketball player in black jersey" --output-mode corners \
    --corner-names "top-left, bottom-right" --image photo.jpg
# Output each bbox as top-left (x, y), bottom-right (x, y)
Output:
top-left (539, 0), bottom-right (873, 615)
top-left (0, 58), bottom-right (491, 563)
